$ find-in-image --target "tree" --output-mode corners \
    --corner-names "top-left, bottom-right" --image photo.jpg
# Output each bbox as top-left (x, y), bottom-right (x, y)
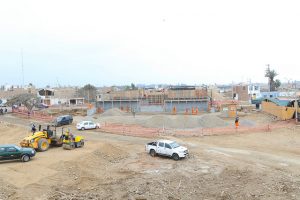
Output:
top-left (274, 79), bottom-right (281, 90)
top-left (7, 93), bottom-right (40, 112)
top-left (125, 83), bottom-right (137, 91)
top-left (265, 66), bottom-right (280, 91)
top-left (77, 84), bottom-right (97, 102)
top-left (131, 83), bottom-right (137, 90)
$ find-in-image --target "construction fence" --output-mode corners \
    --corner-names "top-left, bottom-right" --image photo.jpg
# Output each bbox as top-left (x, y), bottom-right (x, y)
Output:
top-left (99, 120), bottom-right (296, 138)
top-left (12, 108), bottom-right (54, 122)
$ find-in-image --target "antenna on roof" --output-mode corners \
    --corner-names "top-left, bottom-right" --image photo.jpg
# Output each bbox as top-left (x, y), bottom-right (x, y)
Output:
top-left (56, 77), bottom-right (61, 88)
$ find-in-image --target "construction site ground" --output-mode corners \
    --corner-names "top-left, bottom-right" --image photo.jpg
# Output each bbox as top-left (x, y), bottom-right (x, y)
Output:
top-left (1, 111), bottom-right (300, 200)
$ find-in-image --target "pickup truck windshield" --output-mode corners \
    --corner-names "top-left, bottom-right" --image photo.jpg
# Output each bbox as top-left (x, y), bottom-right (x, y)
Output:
top-left (170, 142), bottom-right (180, 149)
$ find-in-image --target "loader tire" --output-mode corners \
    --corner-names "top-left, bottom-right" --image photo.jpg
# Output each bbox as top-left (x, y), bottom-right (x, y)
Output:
top-left (38, 138), bottom-right (49, 152)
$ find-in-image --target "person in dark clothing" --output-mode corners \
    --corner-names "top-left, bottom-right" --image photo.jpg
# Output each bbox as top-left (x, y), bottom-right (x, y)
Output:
top-left (31, 124), bottom-right (36, 133)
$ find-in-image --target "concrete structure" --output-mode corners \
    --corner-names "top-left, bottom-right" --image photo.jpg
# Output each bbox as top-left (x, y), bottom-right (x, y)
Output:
top-left (96, 86), bottom-right (209, 113)
top-left (216, 101), bottom-right (238, 118)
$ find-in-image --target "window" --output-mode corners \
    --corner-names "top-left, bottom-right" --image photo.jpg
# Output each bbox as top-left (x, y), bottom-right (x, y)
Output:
top-left (89, 122), bottom-right (95, 126)
top-left (0, 147), bottom-right (5, 152)
top-left (170, 142), bottom-right (180, 149)
top-left (165, 143), bottom-right (172, 149)
top-left (84, 122), bottom-right (88, 125)
top-left (7, 147), bottom-right (17, 152)
top-left (159, 142), bottom-right (164, 147)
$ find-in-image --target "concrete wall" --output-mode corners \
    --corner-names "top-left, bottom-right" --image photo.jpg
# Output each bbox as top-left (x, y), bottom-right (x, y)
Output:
top-left (97, 101), bottom-right (140, 112)
top-left (164, 100), bottom-right (209, 113)
top-left (97, 99), bottom-right (209, 113)
top-left (140, 105), bottom-right (164, 112)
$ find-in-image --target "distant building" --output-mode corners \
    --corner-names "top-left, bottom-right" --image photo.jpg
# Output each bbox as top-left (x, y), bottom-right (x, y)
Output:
top-left (232, 84), bottom-right (249, 101)
top-left (218, 85), bottom-right (232, 93)
top-left (248, 84), bottom-right (261, 100)
top-left (37, 88), bottom-right (84, 106)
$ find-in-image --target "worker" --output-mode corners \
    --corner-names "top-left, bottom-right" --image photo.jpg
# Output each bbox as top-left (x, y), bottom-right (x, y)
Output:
top-left (31, 124), bottom-right (36, 133)
top-left (235, 116), bottom-right (239, 129)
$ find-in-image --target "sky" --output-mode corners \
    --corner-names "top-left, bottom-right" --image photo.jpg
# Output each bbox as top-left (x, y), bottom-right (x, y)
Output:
top-left (0, 0), bottom-right (300, 87)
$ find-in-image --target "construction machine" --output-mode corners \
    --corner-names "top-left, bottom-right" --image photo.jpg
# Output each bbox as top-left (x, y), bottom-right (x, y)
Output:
top-left (62, 129), bottom-right (84, 150)
top-left (20, 125), bottom-right (63, 152)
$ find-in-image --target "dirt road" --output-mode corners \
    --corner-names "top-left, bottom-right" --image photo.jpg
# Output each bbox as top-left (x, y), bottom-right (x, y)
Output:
top-left (1, 114), bottom-right (300, 200)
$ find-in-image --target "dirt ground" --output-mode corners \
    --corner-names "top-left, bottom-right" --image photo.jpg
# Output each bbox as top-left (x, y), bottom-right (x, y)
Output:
top-left (1, 113), bottom-right (300, 200)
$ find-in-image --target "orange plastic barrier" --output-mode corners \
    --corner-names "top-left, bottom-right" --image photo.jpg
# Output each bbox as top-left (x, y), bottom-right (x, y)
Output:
top-left (99, 120), bottom-right (295, 138)
top-left (12, 108), bottom-right (54, 122)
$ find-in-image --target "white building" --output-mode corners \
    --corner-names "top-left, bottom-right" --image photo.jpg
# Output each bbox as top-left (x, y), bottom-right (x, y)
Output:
top-left (248, 84), bottom-right (261, 100)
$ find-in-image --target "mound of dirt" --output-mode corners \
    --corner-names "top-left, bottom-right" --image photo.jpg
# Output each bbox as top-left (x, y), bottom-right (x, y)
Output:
top-left (143, 115), bottom-right (201, 129)
top-left (96, 113), bottom-right (230, 129)
top-left (0, 122), bottom-right (27, 143)
top-left (199, 115), bottom-right (229, 128)
top-left (100, 108), bottom-right (128, 117)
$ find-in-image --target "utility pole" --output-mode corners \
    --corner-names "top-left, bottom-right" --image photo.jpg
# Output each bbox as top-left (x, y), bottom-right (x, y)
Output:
top-left (265, 64), bottom-right (270, 92)
top-left (21, 48), bottom-right (24, 88)
top-left (296, 97), bottom-right (298, 123)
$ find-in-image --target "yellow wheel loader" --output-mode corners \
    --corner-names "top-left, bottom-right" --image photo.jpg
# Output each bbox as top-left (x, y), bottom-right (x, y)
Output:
top-left (20, 125), bottom-right (63, 152)
top-left (62, 130), bottom-right (84, 150)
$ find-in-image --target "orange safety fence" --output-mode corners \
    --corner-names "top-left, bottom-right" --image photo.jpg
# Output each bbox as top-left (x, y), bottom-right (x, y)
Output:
top-left (170, 120), bottom-right (295, 137)
top-left (99, 120), bottom-right (296, 138)
top-left (12, 108), bottom-right (54, 122)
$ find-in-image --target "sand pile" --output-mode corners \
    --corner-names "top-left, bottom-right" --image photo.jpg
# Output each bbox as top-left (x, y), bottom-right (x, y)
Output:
top-left (101, 108), bottom-right (128, 117)
top-left (198, 115), bottom-right (229, 128)
top-left (143, 115), bottom-right (200, 129)
top-left (142, 114), bottom-right (229, 129)
top-left (94, 112), bottom-right (230, 129)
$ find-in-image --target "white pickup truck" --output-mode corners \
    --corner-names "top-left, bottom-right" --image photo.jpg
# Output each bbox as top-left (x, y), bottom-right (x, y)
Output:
top-left (145, 140), bottom-right (189, 160)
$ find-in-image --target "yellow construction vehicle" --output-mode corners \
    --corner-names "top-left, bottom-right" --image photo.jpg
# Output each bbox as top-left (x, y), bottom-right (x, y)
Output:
top-left (20, 125), bottom-right (63, 152)
top-left (62, 129), bottom-right (84, 150)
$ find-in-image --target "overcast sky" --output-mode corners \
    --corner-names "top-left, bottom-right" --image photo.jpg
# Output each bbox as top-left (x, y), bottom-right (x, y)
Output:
top-left (0, 0), bottom-right (299, 87)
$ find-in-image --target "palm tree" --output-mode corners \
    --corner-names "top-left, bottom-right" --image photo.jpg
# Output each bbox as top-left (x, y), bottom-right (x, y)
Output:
top-left (265, 67), bottom-right (280, 91)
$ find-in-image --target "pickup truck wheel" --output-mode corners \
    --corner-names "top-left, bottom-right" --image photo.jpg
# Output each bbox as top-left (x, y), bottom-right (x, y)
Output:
top-left (81, 127), bottom-right (85, 131)
top-left (22, 154), bottom-right (30, 162)
top-left (172, 153), bottom-right (179, 161)
top-left (150, 149), bottom-right (156, 157)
